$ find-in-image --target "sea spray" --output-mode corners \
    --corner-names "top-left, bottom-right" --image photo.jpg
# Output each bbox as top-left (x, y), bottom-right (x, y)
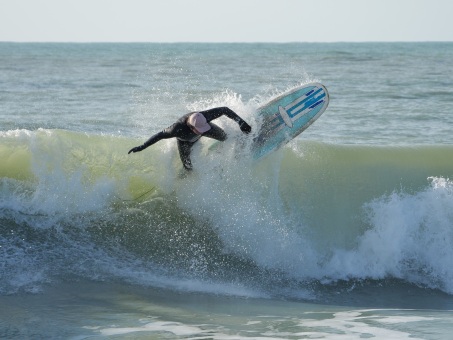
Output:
top-left (354, 176), bottom-right (453, 292)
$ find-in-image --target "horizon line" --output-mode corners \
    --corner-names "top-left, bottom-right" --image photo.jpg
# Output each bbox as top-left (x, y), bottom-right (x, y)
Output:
top-left (2, 40), bottom-right (452, 44)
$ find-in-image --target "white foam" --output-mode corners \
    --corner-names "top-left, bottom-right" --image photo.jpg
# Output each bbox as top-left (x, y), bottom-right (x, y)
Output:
top-left (297, 310), bottom-right (426, 340)
top-left (100, 321), bottom-right (204, 337)
top-left (324, 176), bottom-right (453, 292)
top-left (97, 309), bottom-right (430, 340)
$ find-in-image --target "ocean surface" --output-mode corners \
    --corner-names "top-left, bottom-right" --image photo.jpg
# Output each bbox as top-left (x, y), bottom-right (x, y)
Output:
top-left (1, 42), bottom-right (453, 339)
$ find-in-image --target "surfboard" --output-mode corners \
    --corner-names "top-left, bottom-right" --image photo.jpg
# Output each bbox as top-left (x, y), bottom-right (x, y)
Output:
top-left (251, 83), bottom-right (329, 159)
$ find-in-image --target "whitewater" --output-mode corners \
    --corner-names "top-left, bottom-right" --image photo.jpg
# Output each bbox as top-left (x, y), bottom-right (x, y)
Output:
top-left (1, 42), bottom-right (453, 339)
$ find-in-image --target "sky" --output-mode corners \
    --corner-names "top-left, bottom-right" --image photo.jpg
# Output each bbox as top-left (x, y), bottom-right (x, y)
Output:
top-left (1, 0), bottom-right (452, 43)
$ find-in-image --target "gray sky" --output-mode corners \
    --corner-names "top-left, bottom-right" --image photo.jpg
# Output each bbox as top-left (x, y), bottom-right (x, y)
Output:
top-left (1, 0), bottom-right (452, 42)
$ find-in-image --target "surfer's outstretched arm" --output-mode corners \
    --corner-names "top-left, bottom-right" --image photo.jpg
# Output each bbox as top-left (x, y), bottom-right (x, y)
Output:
top-left (128, 126), bottom-right (176, 154)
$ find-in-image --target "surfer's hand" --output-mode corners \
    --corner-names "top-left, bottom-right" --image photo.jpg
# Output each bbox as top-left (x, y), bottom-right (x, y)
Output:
top-left (239, 120), bottom-right (252, 134)
top-left (128, 145), bottom-right (144, 154)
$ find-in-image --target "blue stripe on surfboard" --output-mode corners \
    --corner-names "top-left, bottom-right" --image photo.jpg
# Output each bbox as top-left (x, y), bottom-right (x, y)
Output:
top-left (305, 89), bottom-right (315, 96)
top-left (309, 100), bottom-right (324, 109)
top-left (287, 89), bottom-right (324, 117)
top-left (289, 93), bottom-right (326, 117)
top-left (286, 88), bottom-right (322, 116)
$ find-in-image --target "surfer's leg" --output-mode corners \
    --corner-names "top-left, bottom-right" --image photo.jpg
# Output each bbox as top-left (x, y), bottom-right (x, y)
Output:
top-left (203, 123), bottom-right (227, 141)
top-left (177, 140), bottom-right (194, 170)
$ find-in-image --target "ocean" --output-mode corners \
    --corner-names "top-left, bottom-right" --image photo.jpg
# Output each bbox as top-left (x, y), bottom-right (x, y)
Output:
top-left (1, 42), bottom-right (453, 339)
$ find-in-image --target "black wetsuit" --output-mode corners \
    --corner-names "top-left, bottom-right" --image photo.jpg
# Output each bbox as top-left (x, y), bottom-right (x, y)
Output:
top-left (130, 107), bottom-right (250, 170)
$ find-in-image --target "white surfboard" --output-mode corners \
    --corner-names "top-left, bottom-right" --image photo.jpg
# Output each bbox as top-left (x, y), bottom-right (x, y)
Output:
top-left (251, 83), bottom-right (329, 159)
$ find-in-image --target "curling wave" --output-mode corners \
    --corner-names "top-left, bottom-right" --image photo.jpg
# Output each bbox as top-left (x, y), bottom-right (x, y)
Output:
top-left (1, 128), bottom-right (453, 297)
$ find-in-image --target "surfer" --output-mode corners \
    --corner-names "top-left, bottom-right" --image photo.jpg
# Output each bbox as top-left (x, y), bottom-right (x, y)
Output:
top-left (128, 107), bottom-right (252, 170)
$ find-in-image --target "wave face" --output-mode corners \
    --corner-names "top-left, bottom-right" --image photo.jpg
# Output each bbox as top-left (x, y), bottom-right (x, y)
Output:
top-left (2, 128), bottom-right (453, 297)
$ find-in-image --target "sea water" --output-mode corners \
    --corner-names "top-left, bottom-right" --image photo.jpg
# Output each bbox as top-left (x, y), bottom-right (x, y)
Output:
top-left (1, 42), bottom-right (453, 339)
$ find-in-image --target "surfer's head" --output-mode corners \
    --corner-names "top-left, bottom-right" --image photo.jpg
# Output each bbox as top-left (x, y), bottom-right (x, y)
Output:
top-left (187, 112), bottom-right (211, 134)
